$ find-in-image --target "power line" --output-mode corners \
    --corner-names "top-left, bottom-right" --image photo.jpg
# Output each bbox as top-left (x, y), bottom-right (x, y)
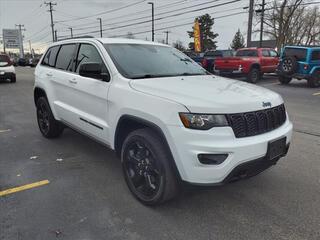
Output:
top-left (58, 0), bottom-right (227, 33)
top-left (55, 0), bottom-right (147, 23)
top-left (58, 0), bottom-right (241, 38)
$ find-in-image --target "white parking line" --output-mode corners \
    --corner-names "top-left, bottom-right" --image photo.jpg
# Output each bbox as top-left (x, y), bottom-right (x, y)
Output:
top-left (312, 92), bottom-right (320, 96)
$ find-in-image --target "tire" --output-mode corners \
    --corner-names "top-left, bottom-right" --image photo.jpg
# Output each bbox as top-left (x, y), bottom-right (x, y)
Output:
top-left (307, 70), bottom-right (320, 88)
top-left (280, 57), bottom-right (298, 75)
top-left (247, 68), bottom-right (261, 83)
top-left (10, 74), bottom-right (16, 83)
top-left (36, 97), bottom-right (64, 138)
top-left (278, 75), bottom-right (292, 85)
top-left (121, 128), bottom-right (179, 205)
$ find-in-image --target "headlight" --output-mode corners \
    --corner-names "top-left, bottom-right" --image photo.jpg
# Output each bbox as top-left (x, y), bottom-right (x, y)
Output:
top-left (179, 113), bottom-right (229, 130)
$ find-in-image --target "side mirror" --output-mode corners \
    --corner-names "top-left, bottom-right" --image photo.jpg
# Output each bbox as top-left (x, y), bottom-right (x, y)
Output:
top-left (79, 62), bottom-right (110, 82)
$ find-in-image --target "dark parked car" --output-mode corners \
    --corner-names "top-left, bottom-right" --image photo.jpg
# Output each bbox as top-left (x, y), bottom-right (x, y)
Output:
top-left (18, 58), bottom-right (27, 66)
top-left (202, 50), bottom-right (234, 72)
top-left (183, 51), bottom-right (204, 65)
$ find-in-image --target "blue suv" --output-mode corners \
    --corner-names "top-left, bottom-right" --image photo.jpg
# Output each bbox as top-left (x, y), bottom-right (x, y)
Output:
top-left (277, 46), bottom-right (320, 87)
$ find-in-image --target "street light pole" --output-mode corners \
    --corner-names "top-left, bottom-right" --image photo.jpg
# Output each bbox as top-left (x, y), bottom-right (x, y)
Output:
top-left (148, 2), bottom-right (154, 42)
top-left (259, 0), bottom-right (265, 47)
top-left (97, 18), bottom-right (103, 38)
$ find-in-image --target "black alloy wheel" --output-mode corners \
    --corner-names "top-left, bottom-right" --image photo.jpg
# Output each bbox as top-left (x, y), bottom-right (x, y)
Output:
top-left (121, 129), bottom-right (178, 205)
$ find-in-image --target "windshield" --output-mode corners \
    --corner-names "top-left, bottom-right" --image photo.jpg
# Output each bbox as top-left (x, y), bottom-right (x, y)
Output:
top-left (0, 55), bottom-right (10, 67)
top-left (283, 48), bottom-right (307, 62)
top-left (104, 44), bottom-right (207, 79)
top-left (236, 50), bottom-right (258, 57)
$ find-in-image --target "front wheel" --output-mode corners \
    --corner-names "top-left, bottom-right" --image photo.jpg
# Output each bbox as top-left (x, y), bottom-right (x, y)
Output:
top-left (278, 75), bottom-right (292, 85)
top-left (247, 68), bottom-right (261, 83)
top-left (308, 70), bottom-right (320, 88)
top-left (36, 97), bottom-right (64, 138)
top-left (121, 128), bottom-right (179, 205)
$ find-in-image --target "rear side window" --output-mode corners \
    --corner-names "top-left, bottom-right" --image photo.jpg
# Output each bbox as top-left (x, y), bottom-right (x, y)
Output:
top-left (283, 48), bottom-right (307, 61)
top-left (236, 50), bottom-right (258, 57)
top-left (311, 51), bottom-right (320, 61)
top-left (55, 44), bottom-right (76, 71)
top-left (269, 50), bottom-right (278, 57)
top-left (262, 50), bottom-right (270, 57)
top-left (42, 46), bottom-right (60, 67)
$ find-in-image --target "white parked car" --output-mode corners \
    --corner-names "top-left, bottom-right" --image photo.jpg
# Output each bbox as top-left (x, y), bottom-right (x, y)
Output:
top-left (0, 54), bottom-right (16, 83)
top-left (34, 38), bottom-right (293, 205)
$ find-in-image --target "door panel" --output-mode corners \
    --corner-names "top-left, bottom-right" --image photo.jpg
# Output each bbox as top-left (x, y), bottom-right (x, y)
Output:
top-left (64, 43), bottom-right (111, 144)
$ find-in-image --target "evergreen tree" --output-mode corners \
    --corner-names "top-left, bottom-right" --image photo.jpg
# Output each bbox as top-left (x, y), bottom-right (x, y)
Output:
top-left (187, 14), bottom-right (218, 51)
top-left (230, 29), bottom-right (245, 50)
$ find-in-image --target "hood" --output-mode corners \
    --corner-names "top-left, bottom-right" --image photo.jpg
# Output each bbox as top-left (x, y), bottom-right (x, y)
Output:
top-left (129, 75), bottom-right (283, 113)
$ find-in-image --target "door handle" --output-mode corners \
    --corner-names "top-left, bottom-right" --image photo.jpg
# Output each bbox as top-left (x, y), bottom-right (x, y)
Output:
top-left (69, 79), bottom-right (77, 84)
top-left (46, 73), bottom-right (53, 77)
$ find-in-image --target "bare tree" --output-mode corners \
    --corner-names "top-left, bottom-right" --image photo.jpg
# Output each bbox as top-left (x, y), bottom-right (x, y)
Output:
top-left (256, 0), bottom-right (320, 49)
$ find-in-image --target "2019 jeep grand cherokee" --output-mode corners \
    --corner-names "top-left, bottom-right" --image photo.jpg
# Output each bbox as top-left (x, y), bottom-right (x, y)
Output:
top-left (34, 38), bottom-right (293, 205)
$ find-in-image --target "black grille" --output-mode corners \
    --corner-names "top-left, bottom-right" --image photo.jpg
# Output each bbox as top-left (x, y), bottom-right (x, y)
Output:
top-left (227, 104), bottom-right (286, 138)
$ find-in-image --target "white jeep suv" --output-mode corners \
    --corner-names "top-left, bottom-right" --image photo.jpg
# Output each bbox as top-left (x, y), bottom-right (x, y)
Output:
top-left (34, 38), bottom-right (293, 205)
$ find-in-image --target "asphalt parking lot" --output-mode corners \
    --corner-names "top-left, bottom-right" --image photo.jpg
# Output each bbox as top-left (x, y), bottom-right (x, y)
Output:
top-left (1, 67), bottom-right (319, 240)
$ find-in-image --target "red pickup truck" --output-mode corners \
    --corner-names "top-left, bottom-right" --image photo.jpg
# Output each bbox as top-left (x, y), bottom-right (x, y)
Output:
top-left (214, 48), bottom-right (279, 83)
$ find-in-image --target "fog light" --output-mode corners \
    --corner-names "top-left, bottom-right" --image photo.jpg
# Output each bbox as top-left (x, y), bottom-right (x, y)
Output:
top-left (198, 154), bottom-right (228, 165)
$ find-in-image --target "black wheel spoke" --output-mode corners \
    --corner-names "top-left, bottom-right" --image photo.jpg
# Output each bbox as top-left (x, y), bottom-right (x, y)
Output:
top-left (123, 140), bottom-right (161, 199)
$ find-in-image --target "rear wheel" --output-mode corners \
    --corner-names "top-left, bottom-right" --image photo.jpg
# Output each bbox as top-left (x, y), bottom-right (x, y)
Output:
top-left (121, 128), bottom-right (179, 205)
top-left (278, 75), bottom-right (292, 85)
top-left (247, 68), bottom-right (260, 83)
top-left (308, 70), bottom-right (320, 88)
top-left (36, 97), bottom-right (64, 138)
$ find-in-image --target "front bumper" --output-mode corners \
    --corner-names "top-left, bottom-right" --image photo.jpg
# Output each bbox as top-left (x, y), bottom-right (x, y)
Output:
top-left (276, 69), bottom-right (310, 80)
top-left (166, 118), bottom-right (293, 185)
top-left (0, 72), bottom-right (15, 81)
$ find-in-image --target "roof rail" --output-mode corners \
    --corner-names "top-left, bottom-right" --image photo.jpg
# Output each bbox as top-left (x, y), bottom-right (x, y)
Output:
top-left (57, 35), bottom-right (95, 41)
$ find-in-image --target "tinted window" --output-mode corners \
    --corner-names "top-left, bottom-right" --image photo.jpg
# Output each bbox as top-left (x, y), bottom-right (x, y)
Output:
top-left (236, 50), bottom-right (258, 57)
top-left (55, 44), bottom-right (76, 71)
top-left (204, 51), bottom-right (222, 57)
top-left (269, 50), bottom-right (278, 57)
top-left (0, 55), bottom-right (10, 67)
top-left (311, 50), bottom-right (320, 61)
top-left (76, 44), bottom-right (107, 73)
top-left (222, 50), bottom-right (233, 57)
top-left (104, 44), bottom-right (207, 79)
top-left (41, 46), bottom-right (60, 67)
top-left (283, 48), bottom-right (307, 61)
top-left (262, 50), bottom-right (270, 57)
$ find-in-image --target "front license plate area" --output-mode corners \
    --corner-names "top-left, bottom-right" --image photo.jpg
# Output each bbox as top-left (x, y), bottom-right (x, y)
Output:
top-left (267, 137), bottom-right (287, 161)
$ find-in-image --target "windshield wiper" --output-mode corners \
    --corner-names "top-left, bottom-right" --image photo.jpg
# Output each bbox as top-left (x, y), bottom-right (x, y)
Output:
top-left (131, 74), bottom-right (170, 79)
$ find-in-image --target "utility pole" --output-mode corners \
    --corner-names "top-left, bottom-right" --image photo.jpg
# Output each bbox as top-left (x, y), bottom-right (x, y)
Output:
top-left (54, 30), bottom-right (58, 41)
top-left (97, 18), bottom-right (103, 37)
top-left (164, 31), bottom-right (170, 44)
top-left (259, 0), bottom-right (266, 47)
top-left (15, 24), bottom-right (25, 58)
top-left (29, 40), bottom-right (34, 58)
top-left (69, 27), bottom-right (73, 38)
top-left (246, 0), bottom-right (254, 47)
top-left (45, 1), bottom-right (57, 42)
top-left (148, 2), bottom-right (155, 42)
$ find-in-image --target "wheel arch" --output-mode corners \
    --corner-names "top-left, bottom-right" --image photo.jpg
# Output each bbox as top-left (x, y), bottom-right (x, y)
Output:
top-left (34, 87), bottom-right (47, 106)
top-left (250, 63), bottom-right (261, 71)
top-left (114, 114), bottom-right (182, 180)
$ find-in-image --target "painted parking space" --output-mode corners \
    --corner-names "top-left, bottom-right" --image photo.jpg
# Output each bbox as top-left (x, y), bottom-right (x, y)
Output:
top-left (0, 180), bottom-right (50, 197)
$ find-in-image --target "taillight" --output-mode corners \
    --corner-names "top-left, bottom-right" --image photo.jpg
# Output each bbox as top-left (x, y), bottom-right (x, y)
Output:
top-left (202, 58), bottom-right (208, 68)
